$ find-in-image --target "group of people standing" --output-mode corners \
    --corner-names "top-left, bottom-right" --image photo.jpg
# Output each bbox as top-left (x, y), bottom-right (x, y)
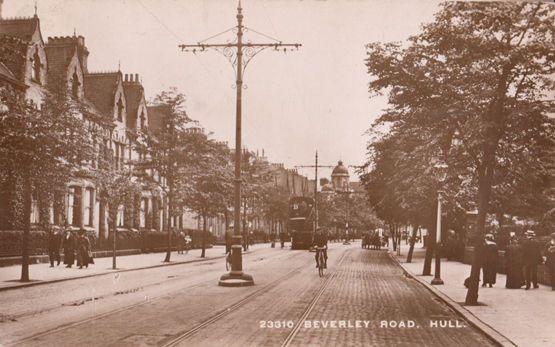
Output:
top-left (480, 230), bottom-right (555, 291)
top-left (48, 229), bottom-right (94, 269)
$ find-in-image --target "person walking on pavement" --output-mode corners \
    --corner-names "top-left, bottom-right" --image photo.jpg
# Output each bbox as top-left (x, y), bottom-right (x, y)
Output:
top-left (481, 234), bottom-right (499, 287)
top-left (63, 230), bottom-right (76, 268)
top-left (77, 230), bottom-right (93, 269)
top-left (177, 231), bottom-right (185, 254)
top-left (521, 230), bottom-right (542, 290)
top-left (505, 237), bottom-right (524, 289)
top-left (545, 232), bottom-right (555, 291)
top-left (48, 228), bottom-right (62, 267)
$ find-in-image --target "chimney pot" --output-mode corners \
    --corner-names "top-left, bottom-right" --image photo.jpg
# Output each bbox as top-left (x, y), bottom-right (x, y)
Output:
top-left (124, 74), bottom-right (128, 81)
top-left (135, 73), bottom-right (139, 82)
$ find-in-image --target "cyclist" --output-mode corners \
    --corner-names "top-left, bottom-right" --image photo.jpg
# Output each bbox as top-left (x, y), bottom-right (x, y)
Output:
top-left (313, 228), bottom-right (328, 269)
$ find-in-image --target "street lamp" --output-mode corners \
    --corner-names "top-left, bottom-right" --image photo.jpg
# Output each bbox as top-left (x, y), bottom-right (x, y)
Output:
top-left (431, 162), bottom-right (448, 285)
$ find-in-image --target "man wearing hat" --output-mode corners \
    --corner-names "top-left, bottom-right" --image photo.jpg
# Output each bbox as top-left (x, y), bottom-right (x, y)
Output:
top-left (521, 230), bottom-right (542, 290)
top-left (545, 232), bottom-right (555, 291)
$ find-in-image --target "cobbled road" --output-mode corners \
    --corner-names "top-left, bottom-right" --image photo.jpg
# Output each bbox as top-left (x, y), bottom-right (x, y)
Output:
top-left (0, 243), bottom-right (495, 347)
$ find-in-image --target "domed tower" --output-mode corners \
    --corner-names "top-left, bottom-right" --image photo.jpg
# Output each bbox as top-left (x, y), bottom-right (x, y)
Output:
top-left (331, 161), bottom-right (349, 191)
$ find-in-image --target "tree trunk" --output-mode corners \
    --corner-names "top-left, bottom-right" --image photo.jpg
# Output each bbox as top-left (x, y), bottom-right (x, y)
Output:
top-left (20, 174), bottom-right (32, 282)
top-left (465, 162), bottom-right (494, 305)
top-left (224, 209), bottom-right (229, 253)
top-left (164, 184), bottom-right (173, 263)
top-left (406, 225), bottom-right (419, 263)
top-left (391, 224), bottom-right (397, 251)
top-left (111, 216), bottom-right (117, 270)
top-left (423, 224), bottom-right (434, 275)
top-left (201, 213), bottom-right (207, 258)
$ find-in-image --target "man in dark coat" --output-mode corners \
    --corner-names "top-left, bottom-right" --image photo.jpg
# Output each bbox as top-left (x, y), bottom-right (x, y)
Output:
top-left (48, 228), bottom-right (62, 267)
top-left (521, 230), bottom-right (542, 290)
top-left (545, 232), bottom-right (555, 291)
top-left (481, 234), bottom-right (498, 287)
top-left (62, 231), bottom-right (76, 268)
top-left (505, 238), bottom-right (524, 289)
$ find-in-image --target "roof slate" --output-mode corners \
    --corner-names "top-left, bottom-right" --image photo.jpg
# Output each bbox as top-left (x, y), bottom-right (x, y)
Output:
top-left (0, 16), bottom-right (39, 42)
top-left (146, 105), bottom-right (170, 133)
top-left (83, 72), bottom-right (120, 117)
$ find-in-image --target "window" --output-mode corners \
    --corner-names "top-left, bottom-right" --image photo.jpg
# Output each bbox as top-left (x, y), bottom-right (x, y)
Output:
top-left (140, 198), bottom-right (148, 228)
top-left (116, 96), bottom-right (124, 122)
top-left (139, 110), bottom-right (146, 130)
top-left (84, 188), bottom-right (94, 227)
top-left (71, 70), bottom-right (80, 98)
top-left (30, 193), bottom-right (39, 224)
top-left (117, 205), bottom-right (125, 227)
top-left (67, 187), bottom-right (75, 226)
top-left (31, 49), bottom-right (41, 83)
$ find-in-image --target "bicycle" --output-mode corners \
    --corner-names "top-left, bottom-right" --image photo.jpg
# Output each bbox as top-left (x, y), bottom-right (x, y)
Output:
top-left (316, 246), bottom-right (327, 277)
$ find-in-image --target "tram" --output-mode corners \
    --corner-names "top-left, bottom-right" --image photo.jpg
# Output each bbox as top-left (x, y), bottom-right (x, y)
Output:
top-left (288, 196), bottom-right (315, 250)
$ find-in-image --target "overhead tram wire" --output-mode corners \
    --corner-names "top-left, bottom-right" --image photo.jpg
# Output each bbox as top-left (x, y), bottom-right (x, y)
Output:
top-left (135, 0), bottom-right (226, 91)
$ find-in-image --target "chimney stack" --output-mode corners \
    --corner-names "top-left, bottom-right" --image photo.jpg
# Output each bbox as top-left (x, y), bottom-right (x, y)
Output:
top-left (135, 74), bottom-right (139, 83)
top-left (124, 74), bottom-right (128, 82)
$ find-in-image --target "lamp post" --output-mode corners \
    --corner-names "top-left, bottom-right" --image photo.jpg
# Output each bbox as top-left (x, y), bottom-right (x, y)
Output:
top-left (431, 162), bottom-right (448, 285)
top-left (179, 1), bottom-right (300, 287)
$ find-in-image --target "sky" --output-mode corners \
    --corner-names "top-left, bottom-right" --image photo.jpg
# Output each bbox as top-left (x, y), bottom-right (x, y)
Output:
top-left (3, 0), bottom-right (442, 181)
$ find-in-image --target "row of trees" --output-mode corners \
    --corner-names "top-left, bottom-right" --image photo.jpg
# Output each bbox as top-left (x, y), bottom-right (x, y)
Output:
top-left (361, 2), bottom-right (554, 305)
top-left (0, 77), bottom-right (296, 281)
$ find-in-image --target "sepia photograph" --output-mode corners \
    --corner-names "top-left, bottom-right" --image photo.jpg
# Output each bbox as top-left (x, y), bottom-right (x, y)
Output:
top-left (0, 0), bottom-right (554, 346)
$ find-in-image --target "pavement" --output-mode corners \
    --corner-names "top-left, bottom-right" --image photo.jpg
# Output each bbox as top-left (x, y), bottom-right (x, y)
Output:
top-left (393, 243), bottom-right (555, 347)
top-left (1, 242), bottom-right (496, 346)
top-left (0, 243), bottom-right (269, 291)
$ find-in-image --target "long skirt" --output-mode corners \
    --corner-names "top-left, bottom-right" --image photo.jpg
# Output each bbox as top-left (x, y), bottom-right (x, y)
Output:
top-left (63, 248), bottom-right (75, 265)
top-left (505, 264), bottom-right (524, 289)
top-left (482, 263), bottom-right (497, 285)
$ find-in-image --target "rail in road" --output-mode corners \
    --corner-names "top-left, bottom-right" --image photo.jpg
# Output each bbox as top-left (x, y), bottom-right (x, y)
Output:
top-left (161, 249), bottom-right (348, 347)
top-left (6, 248), bottom-right (301, 346)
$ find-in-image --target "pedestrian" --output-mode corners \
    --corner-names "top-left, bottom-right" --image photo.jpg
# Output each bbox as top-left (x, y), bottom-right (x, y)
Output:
top-left (544, 232), bottom-right (555, 291)
top-left (504, 237), bottom-right (524, 289)
top-left (62, 230), bottom-right (76, 268)
top-left (76, 230), bottom-right (93, 269)
top-left (481, 234), bottom-right (498, 287)
top-left (48, 227), bottom-right (62, 267)
top-left (177, 231), bottom-right (185, 254)
top-left (521, 230), bottom-right (542, 290)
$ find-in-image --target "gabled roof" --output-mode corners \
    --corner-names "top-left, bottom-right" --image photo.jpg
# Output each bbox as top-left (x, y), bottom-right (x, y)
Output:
top-left (123, 81), bottom-right (144, 128)
top-left (146, 105), bottom-right (170, 133)
top-left (0, 16), bottom-right (40, 42)
top-left (0, 61), bottom-right (25, 88)
top-left (83, 72), bottom-right (121, 117)
top-left (44, 44), bottom-right (75, 84)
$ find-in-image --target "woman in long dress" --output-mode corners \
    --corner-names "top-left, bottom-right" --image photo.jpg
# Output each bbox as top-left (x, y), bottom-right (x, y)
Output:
top-left (505, 238), bottom-right (524, 289)
top-left (482, 234), bottom-right (498, 287)
top-left (63, 231), bottom-right (76, 268)
top-left (77, 231), bottom-right (93, 269)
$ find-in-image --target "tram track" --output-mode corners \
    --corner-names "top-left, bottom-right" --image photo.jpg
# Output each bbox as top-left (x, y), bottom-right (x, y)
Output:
top-left (161, 248), bottom-right (349, 347)
top-left (6, 249), bottom-right (300, 347)
top-left (281, 250), bottom-right (347, 347)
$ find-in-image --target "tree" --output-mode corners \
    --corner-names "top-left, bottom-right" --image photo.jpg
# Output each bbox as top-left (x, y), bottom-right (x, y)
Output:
top-left (137, 88), bottom-right (196, 263)
top-left (365, 2), bottom-right (555, 304)
top-left (0, 81), bottom-right (94, 281)
top-left (93, 140), bottom-right (141, 269)
top-left (180, 139), bottom-right (233, 258)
